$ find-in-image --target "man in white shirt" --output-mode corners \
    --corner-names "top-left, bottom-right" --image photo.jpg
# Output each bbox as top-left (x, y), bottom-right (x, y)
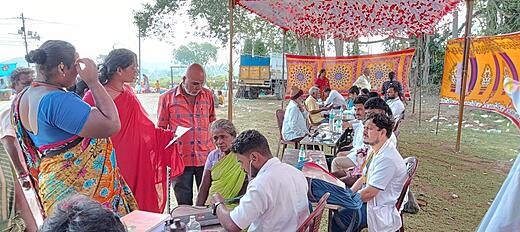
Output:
top-left (353, 68), bottom-right (372, 90)
top-left (386, 86), bottom-right (405, 120)
top-left (324, 88), bottom-right (347, 109)
top-left (212, 130), bottom-right (309, 232)
top-left (331, 96), bottom-right (398, 173)
top-left (332, 113), bottom-right (407, 232)
top-left (282, 86), bottom-right (310, 141)
top-left (331, 95), bottom-right (368, 172)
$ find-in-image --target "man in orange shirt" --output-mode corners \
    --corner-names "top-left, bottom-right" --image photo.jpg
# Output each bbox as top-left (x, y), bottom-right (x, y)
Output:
top-left (157, 64), bottom-right (216, 205)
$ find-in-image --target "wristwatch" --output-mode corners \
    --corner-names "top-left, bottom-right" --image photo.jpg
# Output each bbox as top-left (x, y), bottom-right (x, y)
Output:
top-left (212, 201), bottom-right (223, 216)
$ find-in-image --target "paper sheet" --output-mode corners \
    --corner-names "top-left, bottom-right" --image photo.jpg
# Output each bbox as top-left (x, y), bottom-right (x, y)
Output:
top-left (165, 126), bottom-right (191, 148)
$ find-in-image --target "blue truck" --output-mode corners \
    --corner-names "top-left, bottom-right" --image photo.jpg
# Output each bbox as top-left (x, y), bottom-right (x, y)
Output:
top-left (237, 53), bottom-right (286, 99)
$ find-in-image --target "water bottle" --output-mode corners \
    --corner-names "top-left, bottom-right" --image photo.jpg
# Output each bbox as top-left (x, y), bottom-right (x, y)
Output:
top-left (164, 219), bottom-right (173, 232)
top-left (170, 219), bottom-right (186, 232)
top-left (335, 117), bottom-right (342, 133)
top-left (186, 215), bottom-right (201, 232)
top-left (329, 109), bottom-right (336, 132)
top-left (298, 146), bottom-right (306, 162)
top-left (329, 110), bottom-right (335, 131)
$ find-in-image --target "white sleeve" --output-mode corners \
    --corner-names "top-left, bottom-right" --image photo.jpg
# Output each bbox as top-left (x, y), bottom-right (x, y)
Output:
top-left (353, 77), bottom-right (361, 87)
top-left (367, 157), bottom-right (396, 191)
top-left (0, 106), bottom-right (15, 139)
top-left (286, 106), bottom-right (307, 136)
top-left (325, 94), bottom-right (334, 106)
top-left (396, 101), bottom-right (405, 117)
top-left (230, 183), bottom-right (269, 229)
top-left (390, 133), bottom-right (397, 145)
top-left (347, 151), bottom-right (358, 165)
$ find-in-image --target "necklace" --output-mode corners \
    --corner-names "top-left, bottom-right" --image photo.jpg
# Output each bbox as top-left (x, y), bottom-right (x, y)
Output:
top-left (106, 84), bottom-right (124, 93)
top-left (31, 81), bottom-right (66, 90)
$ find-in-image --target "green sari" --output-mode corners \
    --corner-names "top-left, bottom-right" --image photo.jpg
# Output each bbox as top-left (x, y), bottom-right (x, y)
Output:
top-left (206, 153), bottom-right (246, 206)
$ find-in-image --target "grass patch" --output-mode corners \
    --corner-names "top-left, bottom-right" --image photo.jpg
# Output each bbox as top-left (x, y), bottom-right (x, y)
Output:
top-left (0, 92), bottom-right (515, 232)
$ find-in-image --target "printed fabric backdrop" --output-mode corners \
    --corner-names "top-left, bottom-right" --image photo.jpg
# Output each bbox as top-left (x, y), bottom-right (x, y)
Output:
top-left (440, 31), bottom-right (520, 129)
top-left (286, 49), bottom-right (415, 97)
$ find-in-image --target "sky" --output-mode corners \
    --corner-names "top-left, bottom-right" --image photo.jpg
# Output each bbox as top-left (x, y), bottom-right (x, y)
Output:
top-left (0, 0), bottom-right (220, 68)
top-left (1, 0), bottom-right (464, 71)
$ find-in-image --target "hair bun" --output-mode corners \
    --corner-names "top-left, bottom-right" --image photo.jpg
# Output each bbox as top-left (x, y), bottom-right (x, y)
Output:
top-left (26, 49), bottom-right (47, 64)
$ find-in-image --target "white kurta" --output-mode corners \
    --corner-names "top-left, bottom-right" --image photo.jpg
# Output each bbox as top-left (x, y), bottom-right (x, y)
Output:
top-left (230, 158), bottom-right (309, 231)
top-left (477, 77), bottom-right (520, 231)
top-left (363, 139), bottom-right (407, 232)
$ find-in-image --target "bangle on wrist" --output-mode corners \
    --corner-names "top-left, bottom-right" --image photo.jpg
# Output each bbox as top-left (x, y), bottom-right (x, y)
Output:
top-left (212, 202), bottom-right (223, 216)
top-left (18, 172), bottom-right (29, 178)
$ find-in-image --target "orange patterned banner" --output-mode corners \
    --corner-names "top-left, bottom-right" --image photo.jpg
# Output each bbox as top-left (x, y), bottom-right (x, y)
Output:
top-left (286, 49), bottom-right (415, 97)
top-left (440, 32), bottom-right (520, 128)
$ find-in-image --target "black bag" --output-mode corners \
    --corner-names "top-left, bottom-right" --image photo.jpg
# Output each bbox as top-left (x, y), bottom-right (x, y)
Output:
top-left (336, 128), bottom-right (354, 153)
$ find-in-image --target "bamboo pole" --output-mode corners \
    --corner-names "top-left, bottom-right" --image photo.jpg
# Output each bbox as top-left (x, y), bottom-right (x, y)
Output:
top-left (280, 30), bottom-right (287, 109)
top-left (412, 35), bottom-right (422, 114)
top-left (227, 0), bottom-right (235, 121)
top-left (435, 101), bottom-right (441, 135)
top-left (455, 0), bottom-right (474, 152)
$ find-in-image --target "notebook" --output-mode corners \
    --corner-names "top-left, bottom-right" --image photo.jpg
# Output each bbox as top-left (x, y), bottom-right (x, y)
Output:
top-left (121, 210), bottom-right (170, 232)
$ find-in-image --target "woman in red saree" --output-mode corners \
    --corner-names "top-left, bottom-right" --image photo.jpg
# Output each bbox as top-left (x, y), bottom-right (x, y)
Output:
top-left (314, 69), bottom-right (330, 99)
top-left (83, 49), bottom-right (184, 213)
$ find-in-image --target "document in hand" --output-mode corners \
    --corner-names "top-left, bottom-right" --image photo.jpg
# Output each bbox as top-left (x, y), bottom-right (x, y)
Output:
top-left (165, 126), bottom-right (191, 148)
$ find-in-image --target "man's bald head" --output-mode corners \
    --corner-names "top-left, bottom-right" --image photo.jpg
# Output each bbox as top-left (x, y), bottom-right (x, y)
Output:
top-left (182, 63), bottom-right (206, 96)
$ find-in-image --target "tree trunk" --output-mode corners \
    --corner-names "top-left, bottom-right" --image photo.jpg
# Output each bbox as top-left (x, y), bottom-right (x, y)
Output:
top-left (320, 38), bottom-right (326, 57)
top-left (353, 40), bottom-right (360, 55)
top-left (314, 38), bottom-right (321, 57)
top-left (452, 10), bottom-right (459, 38)
top-left (334, 38), bottom-right (344, 56)
top-left (422, 35), bottom-right (431, 85)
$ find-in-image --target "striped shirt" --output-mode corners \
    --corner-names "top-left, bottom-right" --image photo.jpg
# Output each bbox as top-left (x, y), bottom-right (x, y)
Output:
top-left (157, 87), bottom-right (216, 167)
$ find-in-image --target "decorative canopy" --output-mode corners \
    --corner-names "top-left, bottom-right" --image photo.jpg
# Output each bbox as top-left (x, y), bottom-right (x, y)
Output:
top-left (236, 0), bottom-right (462, 40)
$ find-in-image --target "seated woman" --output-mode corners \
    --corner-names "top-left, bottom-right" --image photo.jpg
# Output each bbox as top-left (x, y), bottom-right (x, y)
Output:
top-left (14, 40), bottom-right (137, 216)
top-left (196, 119), bottom-right (246, 206)
top-left (83, 48), bottom-right (184, 213)
top-left (40, 194), bottom-right (126, 232)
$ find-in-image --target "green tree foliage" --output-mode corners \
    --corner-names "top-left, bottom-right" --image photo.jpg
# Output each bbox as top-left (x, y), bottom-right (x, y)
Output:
top-left (133, 0), bottom-right (300, 55)
top-left (383, 0), bottom-right (520, 85)
top-left (96, 54), bottom-right (107, 64)
top-left (475, 0), bottom-right (520, 36)
top-left (133, 0), bottom-right (181, 37)
top-left (172, 42), bottom-right (218, 66)
top-left (242, 38), bottom-right (269, 56)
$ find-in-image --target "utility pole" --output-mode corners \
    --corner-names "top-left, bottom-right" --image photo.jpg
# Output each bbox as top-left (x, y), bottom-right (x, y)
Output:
top-left (21, 13), bottom-right (29, 66)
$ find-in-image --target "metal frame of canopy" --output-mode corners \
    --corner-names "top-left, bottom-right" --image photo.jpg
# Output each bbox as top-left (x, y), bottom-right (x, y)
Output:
top-left (227, 0), bottom-right (471, 152)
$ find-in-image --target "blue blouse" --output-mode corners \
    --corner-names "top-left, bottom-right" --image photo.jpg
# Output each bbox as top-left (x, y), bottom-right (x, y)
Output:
top-left (27, 91), bottom-right (91, 147)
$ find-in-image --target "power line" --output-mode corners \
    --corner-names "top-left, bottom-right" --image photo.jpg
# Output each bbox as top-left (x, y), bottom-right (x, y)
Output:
top-left (24, 17), bottom-right (76, 26)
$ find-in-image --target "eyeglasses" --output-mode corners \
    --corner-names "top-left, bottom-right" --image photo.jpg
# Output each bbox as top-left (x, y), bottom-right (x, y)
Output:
top-left (364, 126), bottom-right (382, 132)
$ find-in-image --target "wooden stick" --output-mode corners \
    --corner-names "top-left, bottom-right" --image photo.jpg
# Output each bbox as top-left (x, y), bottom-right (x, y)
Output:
top-left (227, 0), bottom-right (235, 121)
top-left (456, 0), bottom-right (474, 152)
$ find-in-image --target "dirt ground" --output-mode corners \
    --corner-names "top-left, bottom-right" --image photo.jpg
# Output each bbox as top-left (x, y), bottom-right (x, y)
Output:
top-left (0, 89), bottom-right (516, 231)
top-left (139, 90), bottom-right (518, 231)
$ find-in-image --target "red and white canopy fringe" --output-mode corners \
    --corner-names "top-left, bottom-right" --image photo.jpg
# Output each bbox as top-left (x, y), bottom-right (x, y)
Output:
top-left (236, 0), bottom-right (462, 40)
